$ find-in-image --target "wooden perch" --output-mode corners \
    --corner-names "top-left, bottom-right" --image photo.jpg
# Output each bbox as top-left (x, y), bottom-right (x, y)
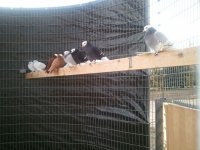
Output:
top-left (26, 46), bottom-right (199, 79)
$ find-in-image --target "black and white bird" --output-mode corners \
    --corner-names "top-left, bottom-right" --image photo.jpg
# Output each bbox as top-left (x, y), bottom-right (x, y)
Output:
top-left (63, 51), bottom-right (77, 68)
top-left (136, 25), bottom-right (174, 56)
top-left (28, 61), bottom-right (36, 73)
top-left (33, 60), bottom-right (46, 71)
top-left (69, 48), bottom-right (90, 65)
top-left (82, 41), bottom-right (109, 62)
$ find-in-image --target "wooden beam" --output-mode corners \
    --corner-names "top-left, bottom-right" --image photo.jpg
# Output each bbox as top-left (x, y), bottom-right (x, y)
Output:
top-left (164, 103), bottom-right (199, 150)
top-left (25, 46), bottom-right (199, 79)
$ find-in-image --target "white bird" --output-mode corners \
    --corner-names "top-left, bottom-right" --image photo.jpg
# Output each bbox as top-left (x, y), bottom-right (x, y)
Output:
top-left (33, 60), bottom-right (46, 71)
top-left (63, 51), bottom-right (77, 68)
top-left (28, 61), bottom-right (36, 73)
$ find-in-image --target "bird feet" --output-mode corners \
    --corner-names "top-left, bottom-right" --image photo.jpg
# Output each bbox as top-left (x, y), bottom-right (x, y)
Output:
top-left (154, 53), bottom-right (158, 56)
top-left (92, 60), bottom-right (96, 64)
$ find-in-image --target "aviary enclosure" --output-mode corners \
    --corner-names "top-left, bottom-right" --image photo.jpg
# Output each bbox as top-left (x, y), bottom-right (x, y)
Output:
top-left (0, 0), bottom-right (199, 150)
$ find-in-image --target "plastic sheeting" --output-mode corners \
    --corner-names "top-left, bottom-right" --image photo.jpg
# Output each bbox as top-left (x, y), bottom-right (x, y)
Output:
top-left (0, 0), bottom-right (150, 149)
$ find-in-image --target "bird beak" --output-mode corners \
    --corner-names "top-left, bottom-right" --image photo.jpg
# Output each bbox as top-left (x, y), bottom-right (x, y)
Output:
top-left (143, 30), bottom-right (145, 32)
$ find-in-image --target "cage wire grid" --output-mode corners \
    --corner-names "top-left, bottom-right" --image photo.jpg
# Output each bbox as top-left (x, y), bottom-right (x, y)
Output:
top-left (149, 0), bottom-right (200, 149)
top-left (0, 0), bottom-right (150, 150)
top-left (0, 0), bottom-right (200, 150)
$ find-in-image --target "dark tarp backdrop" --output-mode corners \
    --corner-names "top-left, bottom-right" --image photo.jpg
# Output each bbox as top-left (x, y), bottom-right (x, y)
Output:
top-left (0, 0), bottom-right (150, 149)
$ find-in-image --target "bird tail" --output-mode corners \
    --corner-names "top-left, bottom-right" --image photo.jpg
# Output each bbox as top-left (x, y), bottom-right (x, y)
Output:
top-left (136, 52), bottom-right (154, 56)
top-left (162, 45), bottom-right (177, 51)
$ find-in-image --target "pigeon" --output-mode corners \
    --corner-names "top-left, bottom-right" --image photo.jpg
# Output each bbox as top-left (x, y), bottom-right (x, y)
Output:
top-left (45, 54), bottom-right (57, 73)
top-left (137, 25), bottom-right (174, 56)
top-left (48, 54), bottom-right (66, 73)
top-left (69, 48), bottom-right (89, 65)
top-left (33, 60), bottom-right (46, 71)
top-left (82, 41), bottom-right (109, 62)
top-left (28, 61), bottom-right (36, 73)
top-left (63, 51), bottom-right (77, 67)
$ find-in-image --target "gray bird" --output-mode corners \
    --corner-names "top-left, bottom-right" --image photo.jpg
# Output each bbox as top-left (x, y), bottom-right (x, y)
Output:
top-left (63, 51), bottom-right (77, 68)
top-left (28, 61), bottom-right (36, 73)
top-left (137, 25), bottom-right (174, 56)
top-left (33, 60), bottom-right (46, 71)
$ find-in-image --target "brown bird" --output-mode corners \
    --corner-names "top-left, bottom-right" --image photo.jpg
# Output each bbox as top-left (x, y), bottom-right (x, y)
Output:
top-left (48, 54), bottom-right (66, 73)
top-left (45, 54), bottom-right (57, 73)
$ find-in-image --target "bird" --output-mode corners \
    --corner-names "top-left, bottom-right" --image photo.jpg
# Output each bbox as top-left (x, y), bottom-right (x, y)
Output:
top-left (48, 54), bottom-right (66, 73)
top-left (82, 41), bottom-right (109, 62)
top-left (63, 51), bottom-right (77, 67)
top-left (136, 25), bottom-right (174, 56)
top-left (33, 60), bottom-right (46, 71)
top-left (45, 54), bottom-right (57, 73)
top-left (28, 61), bottom-right (36, 73)
top-left (69, 48), bottom-right (89, 65)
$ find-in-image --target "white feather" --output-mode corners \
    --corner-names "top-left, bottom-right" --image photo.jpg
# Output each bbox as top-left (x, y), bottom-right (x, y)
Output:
top-left (28, 62), bottom-right (36, 72)
top-left (33, 60), bottom-right (46, 71)
top-left (101, 57), bottom-right (109, 61)
top-left (63, 51), bottom-right (77, 66)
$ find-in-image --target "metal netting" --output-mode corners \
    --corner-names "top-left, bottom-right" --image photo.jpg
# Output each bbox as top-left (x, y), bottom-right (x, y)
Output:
top-left (0, 0), bottom-right (150, 150)
top-left (0, 0), bottom-right (199, 150)
top-left (149, 0), bottom-right (200, 149)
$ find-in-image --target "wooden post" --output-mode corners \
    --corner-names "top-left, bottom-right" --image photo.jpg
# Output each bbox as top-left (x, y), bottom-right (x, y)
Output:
top-left (164, 104), bottom-right (199, 150)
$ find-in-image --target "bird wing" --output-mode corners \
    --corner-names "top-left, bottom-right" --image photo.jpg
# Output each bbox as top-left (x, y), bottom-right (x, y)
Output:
top-left (28, 63), bottom-right (35, 72)
top-left (154, 31), bottom-right (173, 46)
top-left (45, 57), bottom-right (56, 71)
top-left (33, 61), bottom-right (39, 70)
top-left (79, 51), bottom-right (88, 62)
top-left (64, 53), bottom-right (76, 65)
top-left (92, 46), bottom-right (105, 59)
top-left (37, 62), bottom-right (46, 70)
top-left (48, 58), bottom-right (62, 73)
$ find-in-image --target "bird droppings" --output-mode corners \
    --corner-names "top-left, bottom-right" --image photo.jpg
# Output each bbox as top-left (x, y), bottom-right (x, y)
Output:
top-left (178, 52), bottom-right (183, 58)
top-left (19, 69), bottom-right (26, 73)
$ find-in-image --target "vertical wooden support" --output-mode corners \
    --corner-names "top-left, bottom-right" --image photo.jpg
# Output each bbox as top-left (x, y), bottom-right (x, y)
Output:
top-left (164, 104), bottom-right (199, 150)
top-left (155, 99), bottom-right (163, 150)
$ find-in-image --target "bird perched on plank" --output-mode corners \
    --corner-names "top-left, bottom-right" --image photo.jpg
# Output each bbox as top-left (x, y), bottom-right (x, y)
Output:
top-left (136, 25), bottom-right (174, 56)
top-left (82, 41), bottom-right (109, 62)
top-left (63, 51), bottom-right (77, 68)
top-left (45, 54), bottom-right (57, 73)
top-left (69, 48), bottom-right (90, 65)
top-left (48, 54), bottom-right (66, 73)
top-left (28, 61), bottom-right (36, 73)
top-left (33, 60), bottom-right (46, 71)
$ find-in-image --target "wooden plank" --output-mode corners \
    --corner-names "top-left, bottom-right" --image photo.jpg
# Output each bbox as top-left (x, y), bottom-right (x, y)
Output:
top-left (26, 46), bottom-right (199, 79)
top-left (163, 104), bottom-right (168, 150)
top-left (164, 103), bottom-right (199, 150)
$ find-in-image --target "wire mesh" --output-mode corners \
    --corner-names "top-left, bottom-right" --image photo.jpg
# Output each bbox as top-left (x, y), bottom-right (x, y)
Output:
top-left (0, 0), bottom-right (199, 150)
top-left (149, 0), bottom-right (200, 149)
top-left (0, 0), bottom-right (150, 150)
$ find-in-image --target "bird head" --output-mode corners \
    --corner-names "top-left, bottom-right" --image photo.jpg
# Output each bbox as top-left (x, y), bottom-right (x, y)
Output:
top-left (82, 41), bottom-right (87, 47)
top-left (33, 60), bottom-right (38, 63)
top-left (64, 51), bottom-right (70, 55)
top-left (70, 48), bottom-right (76, 53)
top-left (143, 25), bottom-right (152, 32)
